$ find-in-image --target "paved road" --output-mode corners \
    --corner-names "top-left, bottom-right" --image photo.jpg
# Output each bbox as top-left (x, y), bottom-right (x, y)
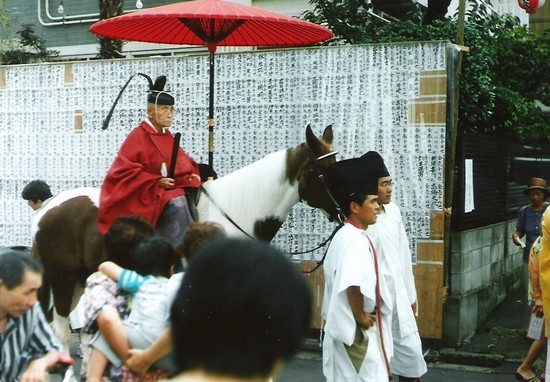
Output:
top-left (59, 334), bottom-right (521, 381)
top-left (275, 351), bottom-right (520, 382)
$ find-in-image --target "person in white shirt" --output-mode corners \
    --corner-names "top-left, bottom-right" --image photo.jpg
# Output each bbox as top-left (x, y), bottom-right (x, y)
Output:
top-left (364, 151), bottom-right (427, 382)
top-left (322, 156), bottom-right (394, 381)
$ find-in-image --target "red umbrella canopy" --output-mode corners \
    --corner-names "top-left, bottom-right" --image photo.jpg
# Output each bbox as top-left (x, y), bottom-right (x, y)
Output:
top-left (90, 0), bottom-right (333, 50)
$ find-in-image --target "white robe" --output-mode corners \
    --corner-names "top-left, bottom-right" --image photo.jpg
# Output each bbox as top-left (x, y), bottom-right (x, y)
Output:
top-left (322, 223), bottom-right (393, 382)
top-left (368, 202), bottom-right (427, 377)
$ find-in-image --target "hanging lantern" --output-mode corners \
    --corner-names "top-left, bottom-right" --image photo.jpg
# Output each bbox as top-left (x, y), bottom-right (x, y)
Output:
top-left (518, 0), bottom-right (546, 13)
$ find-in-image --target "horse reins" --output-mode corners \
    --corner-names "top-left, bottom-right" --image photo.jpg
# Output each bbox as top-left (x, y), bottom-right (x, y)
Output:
top-left (199, 184), bottom-right (256, 240)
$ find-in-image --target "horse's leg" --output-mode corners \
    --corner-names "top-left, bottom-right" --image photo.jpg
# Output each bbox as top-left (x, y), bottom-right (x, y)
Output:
top-left (52, 308), bottom-right (72, 352)
top-left (48, 269), bottom-right (83, 351)
top-left (69, 283), bottom-right (86, 331)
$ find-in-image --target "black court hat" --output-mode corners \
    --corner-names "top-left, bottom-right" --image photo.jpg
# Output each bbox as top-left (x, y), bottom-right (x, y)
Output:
top-left (326, 156), bottom-right (379, 205)
top-left (361, 151), bottom-right (389, 179)
top-left (102, 72), bottom-right (175, 130)
top-left (147, 75), bottom-right (174, 106)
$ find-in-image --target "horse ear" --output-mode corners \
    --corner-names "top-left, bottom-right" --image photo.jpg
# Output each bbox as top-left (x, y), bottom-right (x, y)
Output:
top-left (305, 124), bottom-right (319, 150)
top-left (322, 125), bottom-right (333, 145)
top-left (305, 124), bottom-right (334, 152)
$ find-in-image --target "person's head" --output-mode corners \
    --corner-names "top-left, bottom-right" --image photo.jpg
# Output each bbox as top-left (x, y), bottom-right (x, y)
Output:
top-left (326, 156), bottom-right (380, 227)
top-left (524, 177), bottom-right (550, 207)
top-left (146, 75), bottom-right (176, 132)
top-left (361, 151), bottom-right (392, 205)
top-left (21, 180), bottom-right (53, 210)
top-left (0, 249), bottom-right (44, 318)
top-left (104, 215), bottom-right (155, 270)
top-left (132, 236), bottom-right (177, 278)
top-left (177, 221), bottom-right (227, 264)
top-left (171, 238), bottom-right (312, 380)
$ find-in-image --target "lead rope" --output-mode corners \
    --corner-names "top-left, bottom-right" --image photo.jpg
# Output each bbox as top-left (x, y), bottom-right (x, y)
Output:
top-left (366, 235), bottom-right (393, 381)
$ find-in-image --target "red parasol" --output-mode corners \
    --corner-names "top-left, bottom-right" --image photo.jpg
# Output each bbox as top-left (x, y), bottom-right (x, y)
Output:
top-left (90, 0), bottom-right (333, 172)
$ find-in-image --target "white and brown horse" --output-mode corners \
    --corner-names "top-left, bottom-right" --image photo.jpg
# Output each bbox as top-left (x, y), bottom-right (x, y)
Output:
top-left (32, 125), bottom-right (338, 347)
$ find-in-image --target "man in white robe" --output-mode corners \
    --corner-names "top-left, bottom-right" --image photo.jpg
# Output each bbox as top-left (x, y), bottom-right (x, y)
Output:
top-left (364, 151), bottom-right (427, 382)
top-left (322, 156), bottom-right (394, 382)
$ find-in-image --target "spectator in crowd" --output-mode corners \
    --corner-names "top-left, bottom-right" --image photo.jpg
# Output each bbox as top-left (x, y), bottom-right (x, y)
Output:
top-left (512, 178), bottom-right (550, 294)
top-left (80, 215), bottom-right (155, 381)
top-left (517, 235), bottom-right (546, 382)
top-left (124, 221), bottom-right (227, 376)
top-left (87, 237), bottom-right (179, 381)
top-left (168, 238), bottom-right (312, 381)
top-left (540, 208), bottom-right (550, 381)
top-left (0, 248), bottom-right (70, 381)
top-left (174, 221), bottom-right (226, 271)
top-left (21, 180), bottom-right (53, 211)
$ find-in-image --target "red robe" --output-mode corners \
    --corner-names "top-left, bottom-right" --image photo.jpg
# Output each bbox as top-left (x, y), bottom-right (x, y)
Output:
top-left (98, 121), bottom-right (200, 234)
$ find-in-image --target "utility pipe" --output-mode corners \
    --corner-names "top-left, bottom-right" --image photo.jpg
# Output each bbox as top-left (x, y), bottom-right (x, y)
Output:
top-left (37, 0), bottom-right (99, 26)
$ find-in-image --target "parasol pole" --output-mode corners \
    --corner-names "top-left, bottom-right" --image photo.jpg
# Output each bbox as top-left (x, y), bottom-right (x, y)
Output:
top-left (208, 44), bottom-right (216, 179)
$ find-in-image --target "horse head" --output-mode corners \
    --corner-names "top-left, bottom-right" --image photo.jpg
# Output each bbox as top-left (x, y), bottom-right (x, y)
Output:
top-left (288, 124), bottom-right (341, 222)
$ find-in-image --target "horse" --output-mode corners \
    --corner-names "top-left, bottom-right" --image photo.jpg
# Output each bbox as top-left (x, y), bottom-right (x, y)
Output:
top-left (31, 124), bottom-right (338, 348)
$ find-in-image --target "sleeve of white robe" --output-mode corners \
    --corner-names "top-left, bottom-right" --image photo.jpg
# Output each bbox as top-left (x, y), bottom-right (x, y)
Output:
top-left (324, 233), bottom-right (377, 346)
top-left (392, 204), bottom-right (417, 306)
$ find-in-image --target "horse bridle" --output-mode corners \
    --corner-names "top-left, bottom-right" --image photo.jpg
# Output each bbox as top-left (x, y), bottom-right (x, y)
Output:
top-left (297, 150), bottom-right (345, 273)
top-left (305, 150), bottom-right (346, 225)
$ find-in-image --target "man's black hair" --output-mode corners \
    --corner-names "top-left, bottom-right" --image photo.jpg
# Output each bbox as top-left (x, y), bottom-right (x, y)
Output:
top-left (21, 180), bottom-right (52, 203)
top-left (171, 238), bottom-right (312, 379)
top-left (0, 249), bottom-right (43, 289)
top-left (104, 215), bottom-right (155, 270)
top-left (132, 236), bottom-right (177, 277)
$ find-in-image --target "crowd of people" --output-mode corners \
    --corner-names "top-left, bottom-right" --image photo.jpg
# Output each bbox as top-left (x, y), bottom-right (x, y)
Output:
top-left (1, 73), bottom-right (435, 381)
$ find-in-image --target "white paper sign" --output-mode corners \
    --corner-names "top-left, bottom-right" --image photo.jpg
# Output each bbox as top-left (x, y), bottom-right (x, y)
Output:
top-left (464, 159), bottom-right (475, 213)
top-left (527, 313), bottom-right (545, 340)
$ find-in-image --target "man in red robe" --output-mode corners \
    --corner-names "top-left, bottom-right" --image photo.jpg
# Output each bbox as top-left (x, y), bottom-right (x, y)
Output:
top-left (98, 75), bottom-right (201, 248)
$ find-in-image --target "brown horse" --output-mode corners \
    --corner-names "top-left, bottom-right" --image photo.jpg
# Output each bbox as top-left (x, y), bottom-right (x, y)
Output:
top-left (32, 124), bottom-right (338, 347)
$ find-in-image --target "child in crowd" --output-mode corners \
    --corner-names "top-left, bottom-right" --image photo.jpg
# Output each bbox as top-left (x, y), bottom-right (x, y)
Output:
top-left (86, 236), bottom-right (179, 382)
top-left (80, 215), bottom-right (155, 381)
top-left (175, 221), bottom-right (227, 272)
top-left (124, 221), bottom-right (227, 376)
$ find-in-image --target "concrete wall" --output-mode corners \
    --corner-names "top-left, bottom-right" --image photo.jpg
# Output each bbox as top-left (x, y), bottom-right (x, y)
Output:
top-left (443, 219), bottom-right (523, 346)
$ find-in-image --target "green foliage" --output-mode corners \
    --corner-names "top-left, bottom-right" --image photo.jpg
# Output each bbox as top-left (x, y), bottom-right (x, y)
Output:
top-left (0, 24), bottom-right (58, 65)
top-left (0, 0), bottom-right (10, 39)
top-left (98, 0), bottom-right (124, 59)
top-left (302, 0), bottom-right (550, 143)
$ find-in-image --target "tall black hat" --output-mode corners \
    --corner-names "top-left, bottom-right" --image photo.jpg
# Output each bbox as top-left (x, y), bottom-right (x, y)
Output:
top-left (102, 73), bottom-right (174, 130)
top-left (361, 151), bottom-right (389, 179)
top-left (326, 156), bottom-right (379, 206)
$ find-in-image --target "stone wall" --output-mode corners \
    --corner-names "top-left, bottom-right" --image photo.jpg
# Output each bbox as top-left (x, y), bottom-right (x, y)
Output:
top-left (443, 219), bottom-right (523, 346)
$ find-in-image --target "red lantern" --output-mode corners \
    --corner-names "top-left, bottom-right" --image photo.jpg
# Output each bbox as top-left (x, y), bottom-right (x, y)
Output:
top-left (518, 0), bottom-right (546, 13)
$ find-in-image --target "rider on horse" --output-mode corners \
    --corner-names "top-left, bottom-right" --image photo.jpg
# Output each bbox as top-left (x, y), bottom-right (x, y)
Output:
top-left (98, 74), bottom-right (201, 248)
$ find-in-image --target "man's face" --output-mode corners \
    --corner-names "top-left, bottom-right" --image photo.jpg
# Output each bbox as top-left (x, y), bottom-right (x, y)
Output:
top-left (148, 105), bottom-right (176, 130)
top-left (0, 270), bottom-right (42, 318)
top-left (27, 200), bottom-right (42, 210)
top-left (351, 194), bottom-right (380, 229)
top-left (377, 176), bottom-right (393, 205)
